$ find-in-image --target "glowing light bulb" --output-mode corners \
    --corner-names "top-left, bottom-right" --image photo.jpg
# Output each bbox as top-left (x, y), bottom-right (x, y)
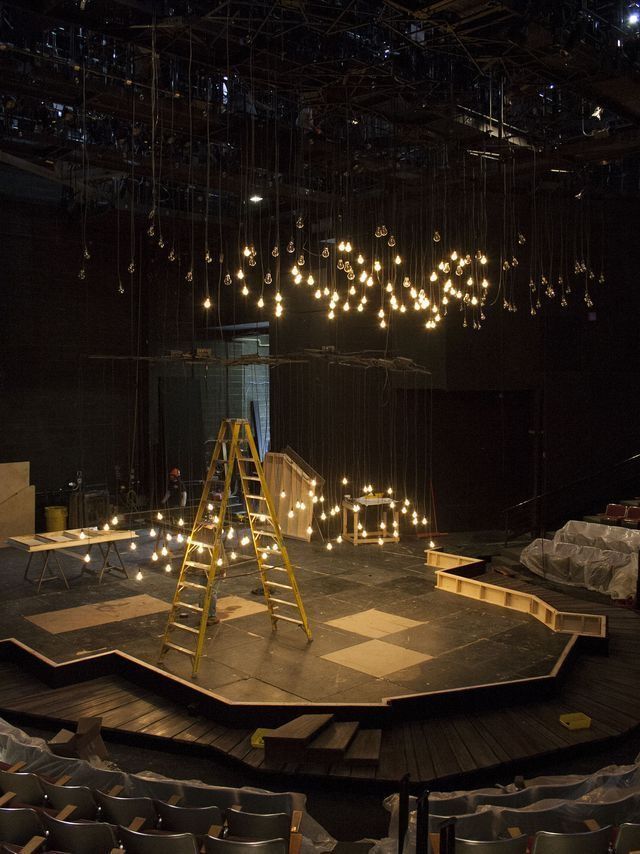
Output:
top-left (378, 537), bottom-right (384, 545)
top-left (177, 533), bottom-right (184, 543)
top-left (307, 275), bottom-right (315, 285)
top-left (342, 477), bottom-right (348, 485)
top-left (387, 487), bottom-right (393, 494)
top-left (374, 260), bottom-right (381, 272)
top-left (395, 255), bottom-right (401, 265)
top-left (326, 542), bottom-right (333, 550)
top-left (157, 512), bottom-right (163, 521)
top-left (480, 255), bottom-right (487, 265)
top-left (161, 546), bottom-right (168, 556)
top-left (241, 536), bottom-right (250, 546)
top-left (338, 241), bottom-right (346, 252)
top-left (203, 297), bottom-right (211, 309)
top-left (129, 541), bottom-right (137, 550)
top-left (328, 309), bottom-right (335, 319)
top-left (378, 308), bottom-right (385, 319)
top-left (237, 269), bottom-right (244, 280)
top-left (357, 303), bottom-right (364, 312)
top-left (429, 539), bottom-right (436, 548)
top-left (343, 301), bottom-right (350, 311)
top-left (306, 526), bottom-right (313, 535)
top-left (357, 254), bottom-right (364, 265)
top-left (230, 551), bottom-right (237, 560)
top-left (242, 285), bottom-right (249, 296)
top-left (345, 242), bottom-right (352, 252)
top-left (291, 265), bottom-right (299, 276)
top-left (280, 490), bottom-right (286, 498)
top-left (367, 276), bottom-right (374, 287)
top-left (151, 552), bottom-right (158, 562)
top-left (135, 570), bottom-right (143, 581)
top-left (84, 553), bottom-right (91, 563)
top-left (166, 533), bottom-right (172, 542)
top-left (362, 529), bottom-right (368, 538)
top-left (321, 512), bottom-right (327, 521)
top-left (165, 564), bottom-right (172, 573)
top-left (243, 246), bottom-right (251, 257)
top-left (257, 296), bottom-right (264, 308)
top-left (111, 516), bottom-right (119, 526)
top-left (288, 510), bottom-right (295, 518)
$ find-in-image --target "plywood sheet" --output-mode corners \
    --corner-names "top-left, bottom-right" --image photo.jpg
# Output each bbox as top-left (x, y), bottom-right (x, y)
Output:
top-left (264, 452), bottom-right (316, 541)
top-left (325, 608), bottom-right (424, 638)
top-left (323, 639), bottom-right (431, 678)
top-left (0, 462), bottom-right (29, 506)
top-left (0, 485), bottom-right (35, 546)
top-left (26, 594), bottom-right (171, 634)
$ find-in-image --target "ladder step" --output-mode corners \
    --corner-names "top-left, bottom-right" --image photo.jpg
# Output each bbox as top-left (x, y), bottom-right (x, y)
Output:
top-left (265, 581), bottom-right (293, 591)
top-left (185, 561), bottom-right (210, 571)
top-left (179, 580), bottom-right (207, 591)
top-left (262, 564), bottom-right (287, 572)
top-left (241, 476), bottom-right (262, 482)
top-left (254, 530), bottom-right (278, 538)
top-left (238, 457), bottom-right (257, 463)
top-left (175, 602), bottom-right (203, 613)
top-left (162, 641), bottom-right (195, 657)
top-left (272, 614), bottom-right (304, 626)
top-left (245, 494), bottom-right (267, 501)
top-left (270, 597), bottom-right (299, 608)
top-left (169, 622), bottom-right (200, 635)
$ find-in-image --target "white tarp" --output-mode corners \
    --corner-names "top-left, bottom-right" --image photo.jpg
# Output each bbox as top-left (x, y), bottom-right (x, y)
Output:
top-left (520, 538), bottom-right (638, 601)
top-left (377, 760), bottom-right (640, 845)
top-left (555, 519), bottom-right (640, 554)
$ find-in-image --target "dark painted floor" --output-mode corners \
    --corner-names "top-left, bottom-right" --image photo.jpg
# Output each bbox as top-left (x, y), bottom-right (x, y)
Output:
top-left (0, 531), bottom-right (569, 703)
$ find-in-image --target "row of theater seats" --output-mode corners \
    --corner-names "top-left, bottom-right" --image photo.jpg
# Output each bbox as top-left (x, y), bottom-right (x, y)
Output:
top-left (451, 822), bottom-right (640, 851)
top-left (0, 763), bottom-right (302, 854)
top-left (597, 503), bottom-right (640, 526)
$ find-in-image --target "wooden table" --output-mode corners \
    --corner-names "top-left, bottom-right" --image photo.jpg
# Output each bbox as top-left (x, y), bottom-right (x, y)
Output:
top-left (342, 497), bottom-right (400, 546)
top-left (7, 528), bottom-right (138, 591)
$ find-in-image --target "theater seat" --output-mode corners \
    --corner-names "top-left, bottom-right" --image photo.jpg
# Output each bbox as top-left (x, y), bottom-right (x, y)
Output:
top-left (118, 824), bottom-right (199, 853)
top-left (600, 504), bottom-right (626, 524)
top-left (204, 837), bottom-right (288, 854)
top-left (0, 772), bottom-right (44, 808)
top-left (41, 812), bottom-right (119, 854)
top-left (224, 809), bottom-right (292, 842)
top-left (0, 806), bottom-right (45, 850)
top-left (621, 506), bottom-right (640, 528)
top-left (40, 779), bottom-right (98, 821)
top-left (94, 790), bottom-right (157, 830)
top-left (532, 826), bottom-right (612, 853)
top-left (455, 838), bottom-right (529, 852)
top-left (155, 801), bottom-right (222, 837)
top-left (615, 823), bottom-right (640, 853)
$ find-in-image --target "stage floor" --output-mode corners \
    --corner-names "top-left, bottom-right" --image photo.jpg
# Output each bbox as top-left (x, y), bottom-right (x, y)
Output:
top-left (0, 533), bottom-right (570, 704)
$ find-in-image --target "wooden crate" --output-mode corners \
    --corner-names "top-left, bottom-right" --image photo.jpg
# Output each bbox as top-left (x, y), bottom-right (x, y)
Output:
top-left (263, 451), bottom-right (323, 541)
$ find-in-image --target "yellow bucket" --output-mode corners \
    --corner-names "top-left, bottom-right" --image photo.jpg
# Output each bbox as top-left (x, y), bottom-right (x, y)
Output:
top-left (44, 505), bottom-right (68, 533)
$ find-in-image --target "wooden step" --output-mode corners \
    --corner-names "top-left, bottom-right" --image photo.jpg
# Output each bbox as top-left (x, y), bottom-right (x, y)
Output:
top-left (305, 721), bottom-right (359, 762)
top-left (344, 729), bottom-right (382, 766)
top-left (263, 714), bottom-right (333, 763)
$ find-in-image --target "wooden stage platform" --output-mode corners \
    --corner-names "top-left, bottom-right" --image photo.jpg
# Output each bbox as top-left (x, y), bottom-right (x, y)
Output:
top-left (0, 564), bottom-right (637, 790)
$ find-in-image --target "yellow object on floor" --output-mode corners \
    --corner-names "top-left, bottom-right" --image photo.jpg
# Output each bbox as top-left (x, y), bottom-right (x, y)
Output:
top-left (559, 712), bottom-right (591, 730)
top-left (251, 728), bottom-right (274, 748)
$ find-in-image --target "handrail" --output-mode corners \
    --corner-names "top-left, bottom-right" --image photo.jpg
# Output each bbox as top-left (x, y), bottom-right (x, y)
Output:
top-left (503, 450), bottom-right (640, 543)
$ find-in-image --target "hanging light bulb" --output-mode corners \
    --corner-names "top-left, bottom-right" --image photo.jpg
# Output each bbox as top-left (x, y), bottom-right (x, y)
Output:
top-left (296, 216), bottom-right (304, 229)
top-left (394, 255), bottom-right (401, 265)
top-left (286, 241), bottom-right (295, 253)
top-left (103, 523), bottom-right (110, 531)
top-left (326, 542), bottom-right (333, 550)
top-left (242, 285), bottom-right (249, 296)
top-left (357, 254), bottom-right (364, 265)
top-left (243, 246), bottom-right (251, 258)
top-left (83, 553), bottom-right (91, 563)
top-left (298, 254), bottom-right (305, 266)
top-left (236, 269), bottom-right (244, 280)
top-left (374, 260), bottom-right (382, 272)
top-left (322, 246), bottom-right (330, 258)
top-left (151, 552), bottom-right (158, 562)
top-left (161, 546), bottom-right (168, 556)
top-left (136, 570), bottom-right (143, 581)
top-left (257, 296), bottom-right (265, 308)
top-left (433, 230), bottom-right (441, 242)
top-left (338, 240), bottom-right (346, 252)
top-left (165, 564), bottom-right (172, 573)
top-left (129, 541), bottom-right (137, 551)
top-left (345, 241), bottom-right (352, 252)
top-left (149, 527), bottom-right (157, 538)
top-left (272, 245), bottom-right (279, 257)
top-left (388, 235), bottom-right (396, 247)
top-left (203, 297), bottom-right (212, 309)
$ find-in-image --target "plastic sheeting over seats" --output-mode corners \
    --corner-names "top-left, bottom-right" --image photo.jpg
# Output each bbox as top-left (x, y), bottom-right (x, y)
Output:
top-left (519, 537), bottom-right (638, 601)
top-left (555, 520), bottom-right (640, 554)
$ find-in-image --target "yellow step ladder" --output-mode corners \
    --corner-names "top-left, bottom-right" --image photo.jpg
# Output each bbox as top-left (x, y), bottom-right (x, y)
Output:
top-left (159, 418), bottom-right (312, 676)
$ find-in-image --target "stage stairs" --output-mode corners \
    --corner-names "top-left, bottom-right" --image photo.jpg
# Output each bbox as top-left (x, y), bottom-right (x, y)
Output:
top-left (262, 714), bottom-right (381, 767)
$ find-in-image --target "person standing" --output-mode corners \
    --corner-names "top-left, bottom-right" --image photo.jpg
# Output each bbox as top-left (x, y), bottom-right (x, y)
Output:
top-left (161, 467), bottom-right (187, 509)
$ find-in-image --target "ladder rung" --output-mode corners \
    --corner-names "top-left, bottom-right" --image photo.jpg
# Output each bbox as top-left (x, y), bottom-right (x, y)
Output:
top-left (265, 581), bottom-right (293, 590)
top-left (162, 641), bottom-right (195, 657)
top-left (254, 530), bottom-right (278, 538)
top-left (241, 476), bottom-right (262, 482)
top-left (185, 561), bottom-right (210, 571)
top-left (175, 602), bottom-right (203, 612)
top-left (272, 614), bottom-right (304, 626)
top-left (262, 564), bottom-right (287, 572)
top-left (245, 494), bottom-right (267, 500)
top-left (179, 580), bottom-right (207, 591)
top-left (249, 512), bottom-right (274, 521)
top-left (169, 622), bottom-right (200, 635)
top-left (238, 457), bottom-right (257, 463)
top-left (187, 542), bottom-right (212, 550)
top-left (270, 597), bottom-right (298, 608)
